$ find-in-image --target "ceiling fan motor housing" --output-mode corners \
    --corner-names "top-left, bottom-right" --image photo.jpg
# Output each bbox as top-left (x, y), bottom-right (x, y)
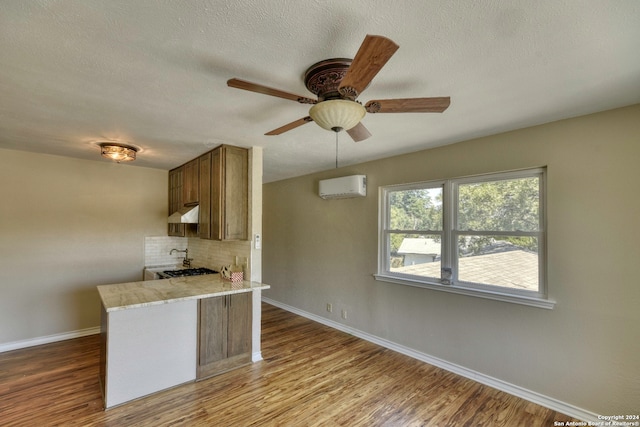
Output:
top-left (304, 58), bottom-right (353, 101)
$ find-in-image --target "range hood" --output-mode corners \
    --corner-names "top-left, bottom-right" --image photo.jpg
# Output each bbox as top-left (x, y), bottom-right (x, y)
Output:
top-left (168, 205), bottom-right (199, 224)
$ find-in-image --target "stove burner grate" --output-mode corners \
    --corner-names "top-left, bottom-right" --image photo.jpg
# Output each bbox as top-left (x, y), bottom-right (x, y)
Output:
top-left (160, 267), bottom-right (218, 278)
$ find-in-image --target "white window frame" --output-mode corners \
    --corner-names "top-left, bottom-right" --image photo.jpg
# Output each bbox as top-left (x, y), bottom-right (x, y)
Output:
top-left (375, 168), bottom-right (554, 309)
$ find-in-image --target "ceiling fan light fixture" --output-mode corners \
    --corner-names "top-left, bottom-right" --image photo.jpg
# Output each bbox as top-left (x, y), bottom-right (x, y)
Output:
top-left (99, 143), bottom-right (137, 163)
top-left (309, 99), bottom-right (366, 132)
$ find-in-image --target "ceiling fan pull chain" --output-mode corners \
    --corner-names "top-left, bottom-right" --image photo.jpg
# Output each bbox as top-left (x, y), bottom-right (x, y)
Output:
top-left (335, 131), bottom-right (339, 169)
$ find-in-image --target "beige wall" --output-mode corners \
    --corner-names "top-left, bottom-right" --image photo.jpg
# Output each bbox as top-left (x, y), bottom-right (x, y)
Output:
top-left (263, 104), bottom-right (640, 415)
top-left (0, 149), bottom-right (167, 345)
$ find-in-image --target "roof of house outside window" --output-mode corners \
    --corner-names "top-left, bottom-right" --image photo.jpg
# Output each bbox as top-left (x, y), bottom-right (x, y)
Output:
top-left (397, 238), bottom-right (441, 256)
top-left (393, 249), bottom-right (538, 291)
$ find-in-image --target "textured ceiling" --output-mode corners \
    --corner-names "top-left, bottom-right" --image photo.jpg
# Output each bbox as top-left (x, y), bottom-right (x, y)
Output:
top-left (1, 1), bottom-right (639, 182)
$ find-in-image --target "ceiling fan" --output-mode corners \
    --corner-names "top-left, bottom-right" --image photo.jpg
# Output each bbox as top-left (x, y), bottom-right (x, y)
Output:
top-left (227, 34), bottom-right (450, 142)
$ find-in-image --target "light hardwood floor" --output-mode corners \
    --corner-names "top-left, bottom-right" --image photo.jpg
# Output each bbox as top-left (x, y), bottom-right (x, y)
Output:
top-left (0, 303), bottom-right (578, 426)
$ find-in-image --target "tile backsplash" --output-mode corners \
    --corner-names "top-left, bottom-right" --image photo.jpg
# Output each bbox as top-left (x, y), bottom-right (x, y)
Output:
top-left (144, 236), bottom-right (188, 267)
top-left (144, 235), bottom-right (251, 277)
top-left (188, 238), bottom-right (251, 276)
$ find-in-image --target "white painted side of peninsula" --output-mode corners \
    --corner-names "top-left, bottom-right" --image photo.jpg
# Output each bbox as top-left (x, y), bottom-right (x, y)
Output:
top-left (98, 275), bottom-right (269, 409)
top-left (101, 300), bottom-right (197, 408)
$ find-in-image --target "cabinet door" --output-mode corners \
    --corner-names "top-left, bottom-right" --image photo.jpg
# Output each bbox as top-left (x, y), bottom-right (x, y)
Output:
top-left (198, 296), bottom-right (227, 367)
top-left (197, 293), bottom-right (252, 380)
top-left (227, 293), bottom-right (252, 357)
top-left (210, 148), bottom-right (223, 240)
top-left (198, 153), bottom-right (212, 239)
top-left (182, 159), bottom-right (200, 205)
top-left (223, 146), bottom-right (249, 240)
top-left (168, 168), bottom-right (185, 237)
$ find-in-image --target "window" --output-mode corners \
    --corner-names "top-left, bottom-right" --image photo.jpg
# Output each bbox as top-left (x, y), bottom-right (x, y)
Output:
top-left (376, 168), bottom-right (553, 309)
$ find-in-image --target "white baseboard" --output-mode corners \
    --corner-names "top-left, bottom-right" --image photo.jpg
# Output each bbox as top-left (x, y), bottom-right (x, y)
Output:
top-left (262, 297), bottom-right (599, 423)
top-left (0, 326), bottom-right (100, 354)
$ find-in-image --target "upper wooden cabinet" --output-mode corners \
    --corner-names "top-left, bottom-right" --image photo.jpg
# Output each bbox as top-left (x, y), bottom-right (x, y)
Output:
top-left (170, 144), bottom-right (248, 241)
top-left (202, 145), bottom-right (248, 241)
top-left (182, 158), bottom-right (200, 206)
top-left (168, 167), bottom-right (185, 237)
top-left (219, 145), bottom-right (248, 240)
top-left (198, 152), bottom-right (212, 239)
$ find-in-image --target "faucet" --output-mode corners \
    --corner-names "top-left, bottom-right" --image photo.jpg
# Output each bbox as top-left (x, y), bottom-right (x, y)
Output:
top-left (170, 248), bottom-right (193, 268)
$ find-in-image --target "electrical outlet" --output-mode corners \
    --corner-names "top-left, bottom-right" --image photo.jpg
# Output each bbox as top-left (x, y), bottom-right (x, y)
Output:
top-left (326, 303), bottom-right (332, 313)
top-left (341, 309), bottom-right (347, 320)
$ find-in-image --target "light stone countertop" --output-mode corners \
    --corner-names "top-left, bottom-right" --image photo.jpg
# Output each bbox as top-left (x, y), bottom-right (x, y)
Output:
top-left (98, 274), bottom-right (270, 312)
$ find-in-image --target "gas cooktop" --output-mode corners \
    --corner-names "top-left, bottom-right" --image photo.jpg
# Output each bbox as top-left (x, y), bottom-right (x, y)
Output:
top-left (158, 267), bottom-right (218, 279)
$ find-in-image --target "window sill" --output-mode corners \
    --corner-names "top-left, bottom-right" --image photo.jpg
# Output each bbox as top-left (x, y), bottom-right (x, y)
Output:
top-left (373, 274), bottom-right (556, 309)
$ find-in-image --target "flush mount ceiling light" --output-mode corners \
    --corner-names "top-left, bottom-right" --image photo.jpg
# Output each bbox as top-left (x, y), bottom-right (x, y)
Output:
top-left (308, 99), bottom-right (366, 132)
top-left (99, 143), bottom-right (137, 163)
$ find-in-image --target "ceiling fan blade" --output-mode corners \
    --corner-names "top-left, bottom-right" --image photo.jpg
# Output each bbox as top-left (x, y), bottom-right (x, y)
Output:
top-left (365, 97), bottom-right (451, 113)
top-left (339, 35), bottom-right (399, 98)
top-left (227, 78), bottom-right (316, 104)
top-left (265, 116), bottom-right (313, 135)
top-left (346, 122), bottom-right (372, 142)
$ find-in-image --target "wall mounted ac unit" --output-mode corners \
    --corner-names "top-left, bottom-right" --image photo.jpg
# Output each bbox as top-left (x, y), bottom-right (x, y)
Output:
top-left (319, 175), bottom-right (367, 199)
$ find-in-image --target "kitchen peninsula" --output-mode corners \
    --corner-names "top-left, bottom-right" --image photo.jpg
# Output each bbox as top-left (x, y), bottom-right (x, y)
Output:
top-left (97, 274), bottom-right (269, 409)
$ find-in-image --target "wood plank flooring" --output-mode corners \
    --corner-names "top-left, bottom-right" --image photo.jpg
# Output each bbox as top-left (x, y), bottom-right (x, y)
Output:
top-left (0, 303), bottom-right (579, 426)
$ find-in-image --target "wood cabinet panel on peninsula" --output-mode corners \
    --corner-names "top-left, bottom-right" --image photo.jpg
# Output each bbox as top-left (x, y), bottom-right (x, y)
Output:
top-left (197, 292), bottom-right (252, 380)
